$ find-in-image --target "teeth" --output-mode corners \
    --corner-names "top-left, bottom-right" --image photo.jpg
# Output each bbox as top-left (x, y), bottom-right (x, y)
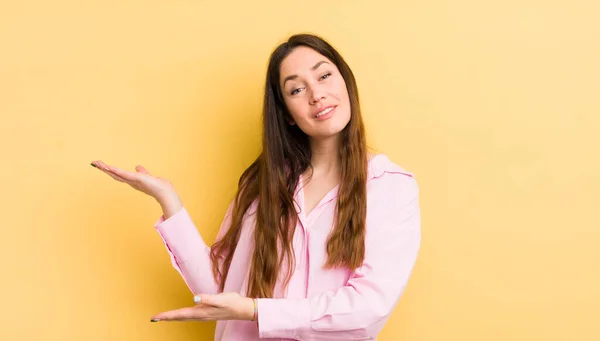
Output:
top-left (316, 107), bottom-right (334, 118)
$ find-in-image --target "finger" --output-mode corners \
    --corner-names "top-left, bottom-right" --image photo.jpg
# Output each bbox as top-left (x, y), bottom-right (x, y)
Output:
top-left (90, 161), bottom-right (110, 171)
top-left (151, 306), bottom-right (208, 322)
top-left (95, 160), bottom-right (116, 172)
top-left (193, 294), bottom-right (222, 308)
top-left (105, 165), bottom-right (143, 182)
top-left (91, 161), bottom-right (128, 183)
top-left (103, 169), bottom-right (129, 183)
top-left (92, 160), bottom-right (138, 181)
top-left (135, 165), bottom-right (152, 175)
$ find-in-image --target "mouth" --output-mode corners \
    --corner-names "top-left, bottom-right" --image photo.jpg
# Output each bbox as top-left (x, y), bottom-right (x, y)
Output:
top-left (314, 106), bottom-right (337, 120)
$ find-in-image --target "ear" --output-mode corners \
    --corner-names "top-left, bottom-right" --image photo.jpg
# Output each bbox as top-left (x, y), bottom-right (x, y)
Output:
top-left (287, 119), bottom-right (296, 126)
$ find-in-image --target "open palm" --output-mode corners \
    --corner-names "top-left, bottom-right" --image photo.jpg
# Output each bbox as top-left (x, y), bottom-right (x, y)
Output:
top-left (91, 160), bottom-right (176, 202)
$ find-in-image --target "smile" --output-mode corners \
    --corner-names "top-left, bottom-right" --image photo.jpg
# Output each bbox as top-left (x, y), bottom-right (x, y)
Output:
top-left (315, 106), bottom-right (336, 120)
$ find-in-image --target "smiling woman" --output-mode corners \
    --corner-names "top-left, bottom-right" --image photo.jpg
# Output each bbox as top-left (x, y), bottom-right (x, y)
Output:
top-left (280, 47), bottom-right (352, 139)
top-left (91, 33), bottom-right (421, 341)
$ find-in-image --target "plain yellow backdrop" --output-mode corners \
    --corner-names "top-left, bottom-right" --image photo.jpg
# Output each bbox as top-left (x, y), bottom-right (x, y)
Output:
top-left (1, 1), bottom-right (599, 340)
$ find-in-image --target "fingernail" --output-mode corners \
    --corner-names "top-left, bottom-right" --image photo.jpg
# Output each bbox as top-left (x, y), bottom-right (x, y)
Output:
top-left (193, 295), bottom-right (201, 303)
top-left (90, 163), bottom-right (98, 168)
top-left (150, 318), bottom-right (160, 322)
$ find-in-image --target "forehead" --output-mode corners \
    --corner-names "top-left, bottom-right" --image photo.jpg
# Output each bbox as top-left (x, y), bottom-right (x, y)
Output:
top-left (280, 46), bottom-right (333, 78)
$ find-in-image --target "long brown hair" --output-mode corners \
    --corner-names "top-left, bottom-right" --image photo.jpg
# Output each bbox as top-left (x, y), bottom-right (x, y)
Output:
top-left (209, 33), bottom-right (368, 298)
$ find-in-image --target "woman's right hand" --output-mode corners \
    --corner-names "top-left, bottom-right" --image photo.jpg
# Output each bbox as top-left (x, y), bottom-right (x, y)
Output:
top-left (91, 160), bottom-right (183, 218)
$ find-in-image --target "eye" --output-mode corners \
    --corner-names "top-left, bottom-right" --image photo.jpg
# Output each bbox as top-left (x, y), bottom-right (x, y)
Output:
top-left (291, 87), bottom-right (303, 95)
top-left (320, 72), bottom-right (332, 80)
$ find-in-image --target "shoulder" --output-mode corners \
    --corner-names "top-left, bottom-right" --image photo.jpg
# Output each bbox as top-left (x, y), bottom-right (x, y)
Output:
top-left (367, 153), bottom-right (419, 205)
top-left (368, 153), bottom-right (416, 183)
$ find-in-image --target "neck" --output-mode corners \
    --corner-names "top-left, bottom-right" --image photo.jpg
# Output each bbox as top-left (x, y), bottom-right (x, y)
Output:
top-left (308, 134), bottom-right (342, 178)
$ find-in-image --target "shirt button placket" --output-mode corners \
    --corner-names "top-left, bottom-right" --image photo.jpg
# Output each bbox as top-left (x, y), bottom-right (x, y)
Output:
top-left (295, 206), bottom-right (308, 271)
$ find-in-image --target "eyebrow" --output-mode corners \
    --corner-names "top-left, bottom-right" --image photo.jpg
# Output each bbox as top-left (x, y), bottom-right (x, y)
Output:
top-left (282, 60), bottom-right (330, 87)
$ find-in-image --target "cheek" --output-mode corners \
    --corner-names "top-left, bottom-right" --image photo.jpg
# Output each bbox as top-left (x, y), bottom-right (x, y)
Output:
top-left (335, 82), bottom-right (351, 121)
top-left (284, 99), bottom-right (305, 122)
top-left (333, 79), bottom-right (349, 101)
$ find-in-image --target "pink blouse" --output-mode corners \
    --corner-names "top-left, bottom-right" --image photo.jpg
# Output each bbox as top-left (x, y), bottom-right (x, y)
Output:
top-left (154, 154), bottom-right (421, 340)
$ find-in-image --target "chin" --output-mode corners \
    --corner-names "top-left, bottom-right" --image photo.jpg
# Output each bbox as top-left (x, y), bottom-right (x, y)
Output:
top-left (312, 122), bottom-right (349, 139)
top-left (331, 115), bottom-right (351, 133)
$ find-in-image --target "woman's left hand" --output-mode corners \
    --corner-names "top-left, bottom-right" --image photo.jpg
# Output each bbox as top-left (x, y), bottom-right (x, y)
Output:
top-left (150, 292), bottom-right (255, 322)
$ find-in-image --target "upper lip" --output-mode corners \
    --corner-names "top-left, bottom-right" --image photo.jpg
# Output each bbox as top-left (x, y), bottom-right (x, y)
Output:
top-left (312, 105), bottom-right (336, 118)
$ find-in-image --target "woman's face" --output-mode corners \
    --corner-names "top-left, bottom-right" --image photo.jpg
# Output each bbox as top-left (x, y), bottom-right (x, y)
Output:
top-left (279, 46), bottom-right (351, 140)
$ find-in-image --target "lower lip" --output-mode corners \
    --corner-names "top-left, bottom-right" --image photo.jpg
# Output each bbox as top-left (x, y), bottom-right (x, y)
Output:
top-left (315, 106), bottom-right (336, 121)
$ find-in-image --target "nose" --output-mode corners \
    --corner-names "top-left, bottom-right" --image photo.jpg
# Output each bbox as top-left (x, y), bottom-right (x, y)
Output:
top-left (308, 85), bottom-right (326, 105)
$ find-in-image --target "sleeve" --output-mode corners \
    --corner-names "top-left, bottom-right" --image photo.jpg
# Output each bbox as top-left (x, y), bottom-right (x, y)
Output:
top-left (154, 201), bottom-right (234, 296)
top-left (256, 172), bottom-right (421, 340)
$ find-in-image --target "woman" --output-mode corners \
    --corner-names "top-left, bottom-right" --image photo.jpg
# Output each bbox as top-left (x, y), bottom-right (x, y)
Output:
top-left (91, 33), bottom-right (421, 341)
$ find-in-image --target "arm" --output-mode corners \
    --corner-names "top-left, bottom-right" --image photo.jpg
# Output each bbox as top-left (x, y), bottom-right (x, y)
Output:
top-left (88, 160), bottom-right (233, 296)
top-left (256, 173), bottom-right (421, 340)
top-left (154, 201), bottom-right (234, 296)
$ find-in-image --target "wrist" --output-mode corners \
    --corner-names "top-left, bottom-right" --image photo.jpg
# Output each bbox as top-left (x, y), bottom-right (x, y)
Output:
top-left (244, 297), bottom-right (257, 321)
top-left (157, 193), bottom-right (183, 219)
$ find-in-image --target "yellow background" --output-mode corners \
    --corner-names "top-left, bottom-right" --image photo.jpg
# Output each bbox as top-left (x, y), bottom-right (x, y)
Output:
top-left (1, 1), bottom-right (599, 340)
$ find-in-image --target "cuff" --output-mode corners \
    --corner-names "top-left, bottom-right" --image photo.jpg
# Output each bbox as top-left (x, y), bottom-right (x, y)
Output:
top-left (154, 207), bottom-right (208, 263)
top-left (256, 298), bottom-right (310, 339)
